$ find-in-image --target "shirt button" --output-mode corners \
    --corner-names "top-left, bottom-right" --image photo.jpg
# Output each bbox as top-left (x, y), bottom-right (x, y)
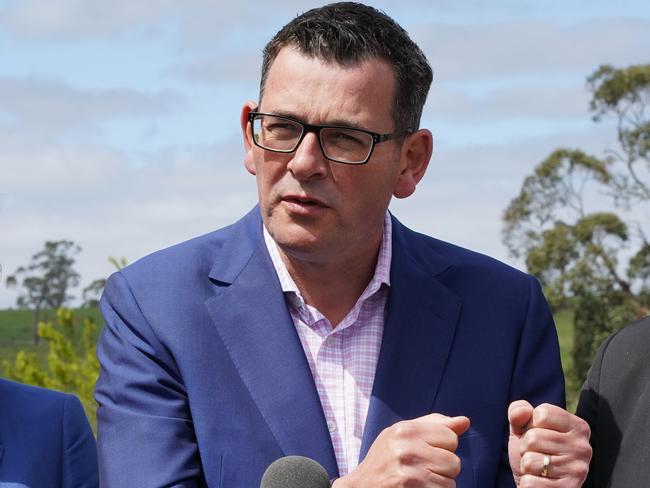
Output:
top-left (327, 421), bottom-right (337, 433)
top-left (325, 336), bottom-right (335, 347)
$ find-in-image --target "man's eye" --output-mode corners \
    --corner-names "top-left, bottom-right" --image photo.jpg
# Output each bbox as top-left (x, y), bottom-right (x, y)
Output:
top-left (327, 130), bottom-right (366, 146)
top-left (265, 122), bottom-right (300, 134)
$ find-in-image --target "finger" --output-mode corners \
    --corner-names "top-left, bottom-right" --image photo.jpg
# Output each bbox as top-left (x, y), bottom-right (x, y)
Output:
top-left (389, 418), bottom-right (459, 452)
top-left (424, 469), bottom-right (458, 488)
top-left (423, 447), bottom-right (462, 479)
top-left (519, 428), bottom-right (574, 455)
top-left (423, 468), bottom-right (457, 488)
top-left (530, 403), bottom-right (579, 433)
top-left (508, 400), bottom-right (534, 435)
top-left (413, 414), bottom-right (470, 438)
top-left (441, 415), bottom-right (471, 436)
top-left (517, 473), bottom-right (557, 487)
top-left (389, 440), bottom-right (462, 478)
top-left (520, 451), bottom-right (571, 479)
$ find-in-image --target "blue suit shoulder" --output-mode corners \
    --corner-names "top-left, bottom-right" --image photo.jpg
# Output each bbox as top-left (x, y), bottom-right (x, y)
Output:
top-left (394, 217), bottom-right (534, 293)
top-left (0, 378), bottom-right (98, 487)
top-left (119, 207), bottom-right (261, 288)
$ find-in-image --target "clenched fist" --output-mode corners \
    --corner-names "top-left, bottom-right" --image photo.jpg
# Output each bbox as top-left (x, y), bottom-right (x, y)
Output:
top-left (508, 400), bottom-right (591, 487)
top-left (334, 413), bottom-right (470, 488)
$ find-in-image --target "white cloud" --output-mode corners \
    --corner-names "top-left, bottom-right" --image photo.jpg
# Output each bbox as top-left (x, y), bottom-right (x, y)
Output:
top-left (0, 143), bottom-right (127, 192)
top-left (167, 50), bottom-right (263, 85)
top-left (0, 135), bottom-right (258, 308)
top-left (0, 0), bottom-right (177, 39)
top-left (0, 76), bottom-right (183, 139)
top-left (414, 18), bottom-right (650, 82)
top-left (427, 81), bottom-right (591, 122)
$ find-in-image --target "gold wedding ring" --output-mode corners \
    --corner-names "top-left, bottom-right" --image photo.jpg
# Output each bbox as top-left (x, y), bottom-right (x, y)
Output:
top-left (540, 454), bottom-right (551, 478)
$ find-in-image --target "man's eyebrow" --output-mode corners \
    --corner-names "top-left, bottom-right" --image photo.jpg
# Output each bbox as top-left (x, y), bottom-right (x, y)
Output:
top-left (267, 110), bottom-right (366, 130)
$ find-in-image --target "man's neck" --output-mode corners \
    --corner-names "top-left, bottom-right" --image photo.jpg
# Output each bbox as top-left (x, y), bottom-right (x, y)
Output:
top-left (278, 239), bottom-right (381, 327)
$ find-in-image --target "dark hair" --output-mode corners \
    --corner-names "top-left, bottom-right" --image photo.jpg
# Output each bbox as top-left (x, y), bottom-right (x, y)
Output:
top-left (260, 2), bottom-right (432, 131)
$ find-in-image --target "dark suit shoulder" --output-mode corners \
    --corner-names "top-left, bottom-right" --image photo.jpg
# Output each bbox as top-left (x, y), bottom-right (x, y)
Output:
top-left (0, 377), bottom-right (73, 417)
top-left (599, 315), bottom-right (650, 360)
top-left (591, 315), bottom-right (650, 399)
top-left (0, 379), bottom-right (98, 487)
top-left (578, 316), bottom-right (650, 488)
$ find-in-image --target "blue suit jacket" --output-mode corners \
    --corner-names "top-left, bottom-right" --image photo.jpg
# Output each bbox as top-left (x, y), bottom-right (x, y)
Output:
top-left (95, 207), bottom-right (564, 487)
top-left (0, 379), bottom-right (98, 488)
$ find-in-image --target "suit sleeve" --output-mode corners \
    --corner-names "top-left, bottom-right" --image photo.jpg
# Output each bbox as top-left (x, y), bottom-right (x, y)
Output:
top-left (95, 271), bottom-right (204, 487)
top-left (509, 276), bottom-right (566, 407)
top-left (62, 394), bottom-right (99, 488)
top-left (497, 275), bottom-right (566, 487)
top-left (575, 332), bottom-right (615, 488)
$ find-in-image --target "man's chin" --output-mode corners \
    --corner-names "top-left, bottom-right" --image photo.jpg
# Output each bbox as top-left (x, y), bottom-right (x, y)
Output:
top-left (269, 226), bottom-right (332, 261)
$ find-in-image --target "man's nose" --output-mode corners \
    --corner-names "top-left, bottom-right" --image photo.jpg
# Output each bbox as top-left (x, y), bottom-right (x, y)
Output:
top-left (287, 132), bottom-right (329, 180)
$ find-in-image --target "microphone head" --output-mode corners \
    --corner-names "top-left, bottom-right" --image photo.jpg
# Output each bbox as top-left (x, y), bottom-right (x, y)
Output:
top-left (260, 455), bottom-right (331, 488)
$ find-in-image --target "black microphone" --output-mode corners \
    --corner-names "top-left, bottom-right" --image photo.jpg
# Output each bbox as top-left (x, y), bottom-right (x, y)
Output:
top-left (260, 455), bottom-right (331, 488)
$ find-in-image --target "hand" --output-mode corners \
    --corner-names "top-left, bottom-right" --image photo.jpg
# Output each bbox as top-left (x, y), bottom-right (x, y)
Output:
top-left (333, 413), bottom-right (470, 488)
top-left (508, 400), bottom-right (591, 487)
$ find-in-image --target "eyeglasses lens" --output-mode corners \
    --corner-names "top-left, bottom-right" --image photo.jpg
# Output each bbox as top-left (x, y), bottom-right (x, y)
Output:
top-left (252, 114), bottom-right (373, 164)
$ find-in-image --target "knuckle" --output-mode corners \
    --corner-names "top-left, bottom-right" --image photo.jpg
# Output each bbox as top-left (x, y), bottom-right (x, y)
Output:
top-left (450, 454), bottom-right (462, 478)
top-left (445, 429), bottom-right (460, 451)
top-left (391, 421), bottom-right (416, 439)
top-left (535, 403), bottom-right (553, 422)
top-left (518, 474), bottom-right (535, 488)
top-left (393, 445), bottom-right (414, 466)
top-left (565, 460), bottom-right (589, 483)
top-left (426, 470), bottom-right (454, 488)
top-left (576, 462), bottom-right (589, 480)
top-left (520, 451), bottom-right (536, 473)
top-left (575, 418), bottom-right (592, 437)
top-left (441, 478), bottom-right (455, 488)
top-left (521, 428), bottom-right (540, 450)
top-left (580, 442), bottom-right (593, 459)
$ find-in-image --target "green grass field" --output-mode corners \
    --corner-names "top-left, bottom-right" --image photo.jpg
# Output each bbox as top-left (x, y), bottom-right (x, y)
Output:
top-left (0, 307), bottom-right (103, 366)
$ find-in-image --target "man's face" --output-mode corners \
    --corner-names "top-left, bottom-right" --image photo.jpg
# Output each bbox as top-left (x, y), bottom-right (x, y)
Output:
top-left (241, 46), bottom-right (416, 264)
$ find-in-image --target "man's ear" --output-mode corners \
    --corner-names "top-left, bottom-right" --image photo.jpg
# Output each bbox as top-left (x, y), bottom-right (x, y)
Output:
top-left (393, 128), bottom-right (433, 199)
top-left (241, 101), bottom-right (258, 175)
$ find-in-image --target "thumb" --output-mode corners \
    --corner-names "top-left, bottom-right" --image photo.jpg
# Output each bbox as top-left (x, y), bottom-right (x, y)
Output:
top-left (508, 400), bottom-right (533, 435)
top-left (439, 415), bottom-right (471, 436)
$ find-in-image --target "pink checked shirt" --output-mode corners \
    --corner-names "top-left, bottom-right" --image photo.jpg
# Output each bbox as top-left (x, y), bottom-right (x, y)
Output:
top-left (264, 213), bottom-right (392, 476)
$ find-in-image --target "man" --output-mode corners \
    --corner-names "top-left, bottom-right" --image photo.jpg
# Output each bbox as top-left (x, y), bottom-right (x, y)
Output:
top-left (0, 378), bottom-right (98, 487)
top-left (577, 315), bottom-right (650, 488)
top-left (95, 3), bottom-right (590, 486)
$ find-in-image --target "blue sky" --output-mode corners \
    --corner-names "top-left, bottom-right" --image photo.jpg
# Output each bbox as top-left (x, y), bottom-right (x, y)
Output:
top-left (1, 0), bottom-right (649, 308)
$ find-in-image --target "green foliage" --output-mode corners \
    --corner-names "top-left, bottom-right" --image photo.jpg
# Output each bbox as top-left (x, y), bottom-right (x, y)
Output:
top-left (588, 64), bottom-right (650, 120)
top-left (588, 64), bottom-right (650, 203)
top-left (503, 63), bottom-right (650, 384)
top-left (7, 240), bottom-right (82, 309)
top-left (6, 240), bottom-right (82, 343)
top-left (2, 308), bottom-right (100, 431)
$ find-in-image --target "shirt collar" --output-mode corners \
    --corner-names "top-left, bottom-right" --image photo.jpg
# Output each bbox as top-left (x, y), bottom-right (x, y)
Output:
top-left (263, 212), bottom-right (393, 304)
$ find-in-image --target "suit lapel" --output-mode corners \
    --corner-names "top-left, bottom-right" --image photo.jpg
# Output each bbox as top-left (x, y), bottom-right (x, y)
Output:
top-left (360, 217), bottom-right (462, 461)
top-left (205, 212), bottom-right (338, 475)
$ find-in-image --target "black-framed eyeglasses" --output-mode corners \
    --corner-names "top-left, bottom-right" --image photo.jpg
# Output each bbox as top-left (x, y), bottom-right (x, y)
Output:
top-left (247, 110), bottom-right (413, 165)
